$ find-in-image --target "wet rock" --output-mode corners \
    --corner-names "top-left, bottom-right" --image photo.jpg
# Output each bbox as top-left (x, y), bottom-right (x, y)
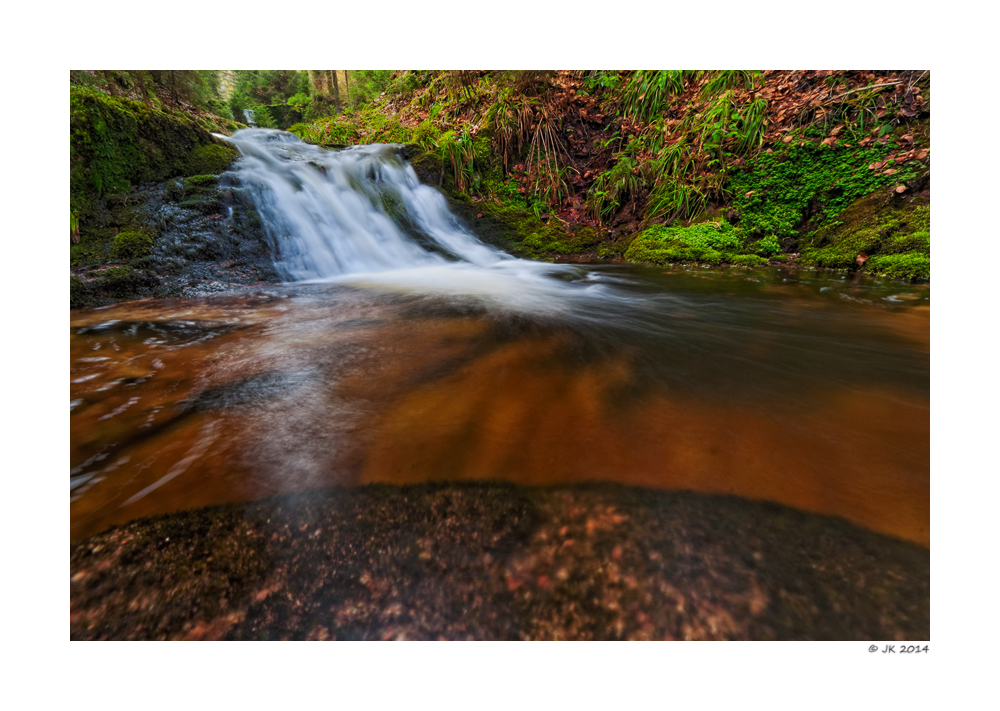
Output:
top-left (70, 483), bottom-right (928, 641)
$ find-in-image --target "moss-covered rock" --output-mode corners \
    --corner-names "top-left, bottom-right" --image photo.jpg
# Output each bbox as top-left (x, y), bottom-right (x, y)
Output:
top-left (183, 174), bottom-right (221, 189)
top-left (111, 231), bottom-right (154, 260)
top-left (730, 254), bottom-right (769, 267)
top-left (186, 144), bottom-right (239, 176)
top-left (70, 86), bottom-right (237, 235)
top-left (866, 253), bottom-right (930, 280)
top-left (800, 186), bottom-right (930, 280)
top-left (727, 142), bottom-right (924, 246)
top-left (624, 220), bottom-right (749, 266)
top-left (70, 276), bottom-right (96, 309)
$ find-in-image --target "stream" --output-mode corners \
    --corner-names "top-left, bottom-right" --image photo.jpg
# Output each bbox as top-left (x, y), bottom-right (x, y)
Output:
top-left (70, 129), bottom-right (929, 546)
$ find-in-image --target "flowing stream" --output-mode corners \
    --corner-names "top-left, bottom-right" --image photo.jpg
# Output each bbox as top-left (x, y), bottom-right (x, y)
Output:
top-left (70, 129), bottom-right (929, 545)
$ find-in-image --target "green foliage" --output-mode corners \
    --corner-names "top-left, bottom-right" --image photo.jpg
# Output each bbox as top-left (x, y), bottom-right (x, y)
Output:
top-left (728, 143), bottom-right (922, 240)
top-left (699, 70), bottom-right (761, 98)
top-left (581, 71), bottom-right (620, 95)
top-left (589, 152), bottom-right (644, 221)
top-left (246, 105), bottom-right (277, 128)
top-left (111, 231), bottom-right (153, 260)
top-left (70, 71), bottom-right (227, 115)
top-left (620, 71), bottom-right (692, 123)
top-left (753, 234), bottom-right (781, 256)
top-left (228, 70), bottom-right (310, 126)
top-left (297, 104), bottom-right (412, 145)
top-left (348, 70), bottom-right (396, 106)
top-left (590, 70), bottom-right (768, 224)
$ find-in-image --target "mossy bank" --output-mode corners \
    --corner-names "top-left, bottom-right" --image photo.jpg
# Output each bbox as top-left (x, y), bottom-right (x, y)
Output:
top-left (70, 88), bottom-right (279, 307)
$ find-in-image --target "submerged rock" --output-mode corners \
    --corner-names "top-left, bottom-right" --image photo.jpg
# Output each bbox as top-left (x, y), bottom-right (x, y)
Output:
top-left (70, 483), bottom-right (928, 641)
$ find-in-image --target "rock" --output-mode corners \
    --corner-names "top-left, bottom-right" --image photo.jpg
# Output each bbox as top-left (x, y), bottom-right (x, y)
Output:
top-left (70, 483), bottom-right (929, 641)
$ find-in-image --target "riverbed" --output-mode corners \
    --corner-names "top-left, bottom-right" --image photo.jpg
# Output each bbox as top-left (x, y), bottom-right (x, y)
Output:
top-left (70, 264), bottom-right (929, 545)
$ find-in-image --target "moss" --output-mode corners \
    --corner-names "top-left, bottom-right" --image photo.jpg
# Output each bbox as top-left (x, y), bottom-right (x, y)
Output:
top-left (623, 220), bottom-right (753, 266)
top-left (187, 144), bottom-right (239, 175)
top-left (519, 224), bottom-right (600, 258)
top-left (177, 196), bottom-right (225, 213)
top-left (92, 266), bottom-right (158, 302)
top-left (866, 253), bottom-right (930, 281)
top-left (70, 276), bottom-right (96, 309)
top-left (730, 254), bottom-right (769, 267)
top-left (111, 231), bottom-right (153, 260)
top-left (71, 230), bottom-right (114, 267)
top-left (727, 142), bottom-right (923, 244)
top-left (71, 86), bottom-right (235, 230)
top-left (184, 174), bottom-right (221, 188)
top-left (799, 190), bottom-right (930, 280)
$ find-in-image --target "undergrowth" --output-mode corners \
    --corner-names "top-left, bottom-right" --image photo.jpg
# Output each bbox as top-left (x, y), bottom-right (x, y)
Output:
top-left (728, 142), bottom-right (921, 241)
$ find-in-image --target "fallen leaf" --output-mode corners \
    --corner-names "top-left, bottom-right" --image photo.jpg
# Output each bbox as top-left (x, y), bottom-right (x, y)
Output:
top-left (856, 253), bottom-right (869, 266)
top-left (895, 185), bottom-right (908, 194)
top-left (883, 168), bottom-right (897, 176)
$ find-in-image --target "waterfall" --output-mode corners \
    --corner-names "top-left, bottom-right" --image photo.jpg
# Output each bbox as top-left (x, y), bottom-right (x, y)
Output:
top-left (220, 128), bottom-right (583, 310)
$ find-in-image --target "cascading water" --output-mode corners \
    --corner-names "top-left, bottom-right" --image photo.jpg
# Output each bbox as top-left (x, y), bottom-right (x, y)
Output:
top-left (221, 128), bottom-right (580, 309)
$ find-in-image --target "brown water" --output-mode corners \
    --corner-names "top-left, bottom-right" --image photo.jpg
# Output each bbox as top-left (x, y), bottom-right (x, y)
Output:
top-left (70, 265), bottom-right (929, 545)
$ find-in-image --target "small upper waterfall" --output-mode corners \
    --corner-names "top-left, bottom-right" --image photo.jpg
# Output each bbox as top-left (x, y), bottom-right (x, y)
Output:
top-left (223, 128), bottom-right (507, 282)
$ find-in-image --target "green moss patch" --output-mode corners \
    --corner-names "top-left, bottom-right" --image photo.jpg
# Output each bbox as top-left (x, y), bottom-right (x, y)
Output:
top-left (186, 144), bottom-right (238, 176)
top-left (728, 143), bottom-right (923, 242)
top-left (866, 253), bottom-right (930, 281)
top-left (111, 231), bottom-right (153, 260)
top-left (624, 220), bottom-right (754, 266)
top-left (800, 190), bottom-right (929, 280)
top-left (183, 174), bottom-right (221, 188)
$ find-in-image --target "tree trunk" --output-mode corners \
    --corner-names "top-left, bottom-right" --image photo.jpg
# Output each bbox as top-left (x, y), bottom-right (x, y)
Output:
top-left (344, 71), bottom-right (351, 108)
top-left (102, 71), bottom-right (119, 96)
top-left (138, 70), bottom-right (149, 105)
top-left (330, 70), bottom-right (341, 113)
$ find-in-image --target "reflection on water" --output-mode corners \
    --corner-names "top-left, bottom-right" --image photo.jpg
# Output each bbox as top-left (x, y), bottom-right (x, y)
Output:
top-left (70, 266), bottom-right (929, 545)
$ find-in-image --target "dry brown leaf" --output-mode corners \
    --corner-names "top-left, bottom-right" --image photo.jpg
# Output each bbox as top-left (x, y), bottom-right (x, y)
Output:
top-left (856, 253), bottom-right (869, 266)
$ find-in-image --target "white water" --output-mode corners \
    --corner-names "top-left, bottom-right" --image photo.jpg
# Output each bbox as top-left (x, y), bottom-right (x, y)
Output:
top-left (222, 129), bottom-right (588, 311)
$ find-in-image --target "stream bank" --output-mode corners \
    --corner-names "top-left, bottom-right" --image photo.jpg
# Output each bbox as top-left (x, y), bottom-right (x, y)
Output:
top-left (71, 88), bottom-right (277, 307)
